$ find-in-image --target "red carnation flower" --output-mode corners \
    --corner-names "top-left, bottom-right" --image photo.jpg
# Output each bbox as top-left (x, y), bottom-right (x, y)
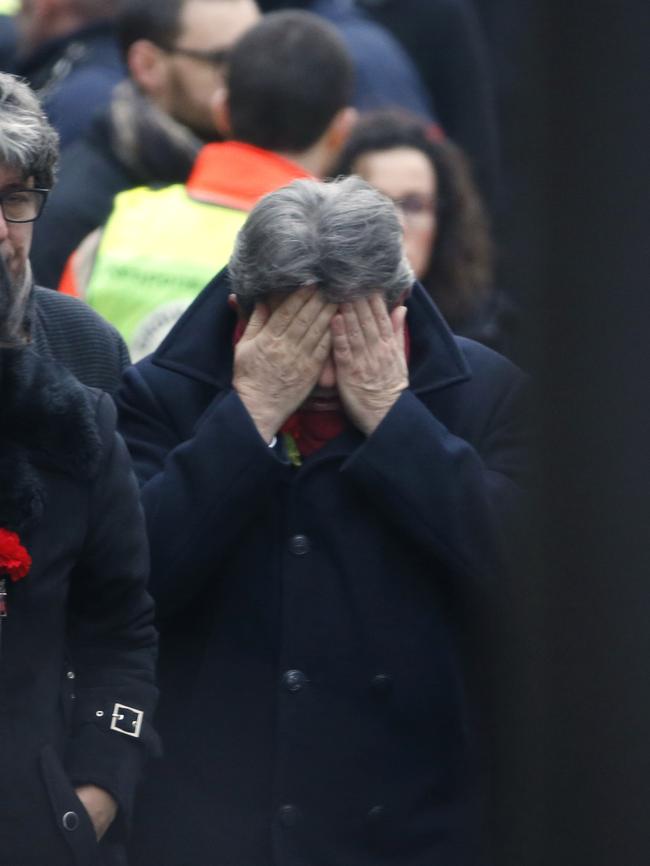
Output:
top-left (0, 528), bottom-right (32, 582)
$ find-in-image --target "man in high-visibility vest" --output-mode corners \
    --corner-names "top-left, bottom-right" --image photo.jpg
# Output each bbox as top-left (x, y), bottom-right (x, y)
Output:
top-left (30, 0), bottom-right (261, 290)
top-left (60, 10), bottom-right (357, 360)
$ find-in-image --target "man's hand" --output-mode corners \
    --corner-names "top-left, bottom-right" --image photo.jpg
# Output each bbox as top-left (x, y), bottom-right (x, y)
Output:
top-left (331, 294), bottom-right (408, 436)
top-left (75, 785), bottom-right (118, 841)
top-left (233, 287), bottom-right (337, 442)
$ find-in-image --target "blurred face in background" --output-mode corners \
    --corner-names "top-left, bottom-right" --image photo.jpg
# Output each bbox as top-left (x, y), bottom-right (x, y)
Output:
top-left (157, 0), bottom-right (260, 140)
top-left (353, 146), bottom-right (438, 280)
top-left (16, 0), bottom-right (52, 54)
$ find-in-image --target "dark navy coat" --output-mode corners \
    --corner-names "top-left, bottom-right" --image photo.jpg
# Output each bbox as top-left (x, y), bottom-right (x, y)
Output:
top-left (0, 348), bottom-right (158, 866)
top-left (15, 21), bottom-right (125, 150)
top-left (117, 270), bottom-right (528, 866)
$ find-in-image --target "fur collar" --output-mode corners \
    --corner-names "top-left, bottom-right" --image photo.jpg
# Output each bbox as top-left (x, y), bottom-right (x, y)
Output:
top-left (0, 347), bottom-right (103, 531)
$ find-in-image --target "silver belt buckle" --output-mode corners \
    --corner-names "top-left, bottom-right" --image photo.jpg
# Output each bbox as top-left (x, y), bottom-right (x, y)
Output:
top-left (110, 702), bottom-right (144, 738)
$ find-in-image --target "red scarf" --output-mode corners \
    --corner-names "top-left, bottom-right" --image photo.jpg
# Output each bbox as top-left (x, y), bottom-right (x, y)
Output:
top-left (233, 317), bottom-right (410, 457)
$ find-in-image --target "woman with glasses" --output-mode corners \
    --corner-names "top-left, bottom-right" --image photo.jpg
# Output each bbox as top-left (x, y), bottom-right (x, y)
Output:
top-left (334, 109), bottom-right (515, 353)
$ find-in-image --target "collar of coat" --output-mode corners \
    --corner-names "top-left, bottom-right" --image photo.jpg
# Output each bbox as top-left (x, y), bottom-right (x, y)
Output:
top-left (149, 268), bottom-right (472, 394)
top-left (186, 141), bottom-right (312, 212)
top-left (0, 346), bottom-right (103, 531)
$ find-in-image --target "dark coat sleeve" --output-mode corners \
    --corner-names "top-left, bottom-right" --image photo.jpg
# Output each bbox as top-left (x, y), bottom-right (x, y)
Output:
top-left (118, 346), bottom-right (528, 620)
top-left (117, 368), bottom-right (290, 620)
top-left (341, 356), bottom-right (528, 592)
top-left (64, 392), bottom-right (159, 824)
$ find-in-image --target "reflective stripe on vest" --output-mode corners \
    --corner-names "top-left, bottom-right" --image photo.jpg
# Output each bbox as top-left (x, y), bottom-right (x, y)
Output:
top-left (86, 184), bottom-right (247, 360)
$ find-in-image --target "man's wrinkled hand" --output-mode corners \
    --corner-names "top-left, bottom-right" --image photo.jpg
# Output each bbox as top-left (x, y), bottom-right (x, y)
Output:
top-left (233, 287), bottom-right (337, 442)
top-left (75, 784), bottom-right (118, 841)
top-left (331, 294), bottom-right (408, 436)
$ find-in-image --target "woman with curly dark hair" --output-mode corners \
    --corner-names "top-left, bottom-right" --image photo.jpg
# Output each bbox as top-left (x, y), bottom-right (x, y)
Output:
top-left (334, 109), bottom-right (514, 352)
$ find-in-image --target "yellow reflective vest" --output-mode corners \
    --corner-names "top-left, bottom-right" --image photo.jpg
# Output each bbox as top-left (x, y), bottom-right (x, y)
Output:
top-left (85, 185), bottom-right (247, 360)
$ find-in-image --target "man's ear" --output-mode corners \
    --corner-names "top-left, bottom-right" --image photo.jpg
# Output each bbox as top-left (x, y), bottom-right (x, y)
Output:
top-left (211, 87), bottom-right (232, 138)
top-left (324, 106), bottom-right (358, 159)
top-left (127, 39), bottom-right (170, 98)
top-left (34, 0), bottom-right (63, 19)
top-left (228, 293), bottom-right (246, 319)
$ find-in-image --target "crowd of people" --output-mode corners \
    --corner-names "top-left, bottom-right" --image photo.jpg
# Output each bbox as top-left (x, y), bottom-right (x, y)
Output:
top-left (0, 2), bottom-right (528, 865)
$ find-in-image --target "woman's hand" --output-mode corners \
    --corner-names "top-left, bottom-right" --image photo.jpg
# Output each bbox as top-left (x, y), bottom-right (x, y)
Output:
top-left (75, 784), bottom-right (118, 841)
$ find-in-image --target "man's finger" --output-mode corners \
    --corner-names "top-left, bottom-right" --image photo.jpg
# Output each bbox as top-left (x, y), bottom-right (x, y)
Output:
top-left (240, 302), bottom-right (270, 342)
top-left (352, 295), bottom-right (382, 346)
top-left (298, 299), bottom-right (338, 352)
top-left (369, 293), bottom-right (394, 342)
top-left (341, 302), bottom-right (366, 354)
top-left (391, 304), bottom-right (408, 341)
top-left (312, 327), bottom-right (333, 366)
top-left (331, 312), bottom-right (353, 367)
top-left (266, 286), bottom-right (315, 338)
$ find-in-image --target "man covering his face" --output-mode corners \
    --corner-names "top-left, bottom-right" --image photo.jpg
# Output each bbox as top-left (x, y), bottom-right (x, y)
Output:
top-left (118, 175), bottom-right (529, 866)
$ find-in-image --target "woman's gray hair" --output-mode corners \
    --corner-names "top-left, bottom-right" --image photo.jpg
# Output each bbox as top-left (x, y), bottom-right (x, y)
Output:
top-left (0, 74), bottom-right (59, 188)
top-left (229, 175), bottom-right (414, 312)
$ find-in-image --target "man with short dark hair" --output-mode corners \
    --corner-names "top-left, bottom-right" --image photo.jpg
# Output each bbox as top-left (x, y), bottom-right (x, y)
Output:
top-left (31, 0), bottom-right (260, 289)
top-left (60, 10), bottom-right (356, 361)
top-left (118, 175), bottom-right (528, 865)
top-left (0, 72), bottom-right (129, 394)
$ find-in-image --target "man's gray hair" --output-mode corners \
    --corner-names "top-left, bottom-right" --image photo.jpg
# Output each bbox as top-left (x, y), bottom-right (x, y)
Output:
top-left (229, 176), bottom-right (414, 311)
top-left (0, 74), bottom-right (59, 189)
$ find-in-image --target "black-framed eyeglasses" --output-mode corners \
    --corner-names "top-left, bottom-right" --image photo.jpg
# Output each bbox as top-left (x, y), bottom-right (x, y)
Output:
top-left (0, 188), bottom-right (49, 223)
top-left (163, 44), bottom-right (229, 67)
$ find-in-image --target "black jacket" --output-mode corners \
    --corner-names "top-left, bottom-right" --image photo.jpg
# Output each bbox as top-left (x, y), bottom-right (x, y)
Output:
top-left (14, 20), bottom-right (125, 150)
top-left (30, 286), bottom-right (129, 395)
top-left (118, 270), bottom-right (528, 866)
top-left (0, 347), bottom-right (158, 866)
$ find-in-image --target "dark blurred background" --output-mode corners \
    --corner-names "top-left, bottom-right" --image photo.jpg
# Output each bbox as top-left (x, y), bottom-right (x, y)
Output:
top-left (488, 2), bottom-right (650, 866)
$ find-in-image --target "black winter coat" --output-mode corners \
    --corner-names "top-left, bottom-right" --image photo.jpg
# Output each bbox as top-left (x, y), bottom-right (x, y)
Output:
top-left (118, 271), bottom-right (528, 866)
top-left (30, 286), bottom-right (130, 395)
top-left (0, 347), bottom-right (158, 866)
top-left (14, 20), bottom-right (125, 150)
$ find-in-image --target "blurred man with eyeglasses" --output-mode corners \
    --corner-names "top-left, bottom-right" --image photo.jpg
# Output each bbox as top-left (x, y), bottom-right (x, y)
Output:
top-left (30, 0), bottom-right (260, 290)
top-left (58, 10), bottom-right (356, 361)
top-left (0, 72), bottom-right (130, 394)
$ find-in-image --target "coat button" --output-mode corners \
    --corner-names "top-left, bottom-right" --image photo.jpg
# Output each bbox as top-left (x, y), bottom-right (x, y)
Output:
top-left (371, 673), bottom-right (393, 694)
top-left (62, 811), bottom-right (80, 831)
top-left (288, 534), bottom-right (311, 555)
top-left (367, 805), bottom-right (386, 823)
top-left (282, 669), bottom-right (307, 692)
top-left (278, 804), bottom-right (299, 827)
top-left (66, 670), bottom-right (75, 680)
